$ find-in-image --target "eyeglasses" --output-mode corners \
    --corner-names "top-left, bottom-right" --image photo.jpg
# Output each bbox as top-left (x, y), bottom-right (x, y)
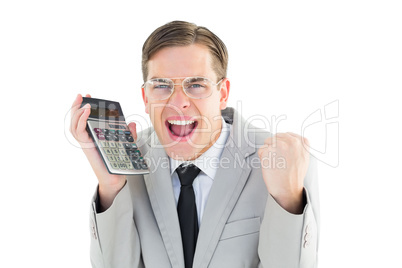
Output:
top-left (142, 76), bottom-right (223, 100)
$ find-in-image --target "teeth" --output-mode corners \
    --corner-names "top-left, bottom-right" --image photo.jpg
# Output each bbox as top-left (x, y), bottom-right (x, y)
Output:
top-left (168, 120), bottom-right (195, 125)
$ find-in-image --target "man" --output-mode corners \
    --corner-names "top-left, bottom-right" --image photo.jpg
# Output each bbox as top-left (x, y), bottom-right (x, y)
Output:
top-left (70, 20), bottom-right (319, 268)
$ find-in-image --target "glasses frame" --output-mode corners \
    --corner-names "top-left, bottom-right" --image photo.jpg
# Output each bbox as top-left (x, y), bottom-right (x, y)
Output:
top-left (142, 76), bottom-right (224, 100)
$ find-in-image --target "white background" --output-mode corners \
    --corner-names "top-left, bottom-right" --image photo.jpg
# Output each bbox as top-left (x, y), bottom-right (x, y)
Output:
top-left (1, 0), bottom-right (401, 267)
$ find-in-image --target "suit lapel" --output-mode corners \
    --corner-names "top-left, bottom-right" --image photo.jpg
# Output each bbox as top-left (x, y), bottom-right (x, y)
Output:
top-left (193, 108), bottom-right (256, 268)
top-left (143, 132), bottom-right (185, 268)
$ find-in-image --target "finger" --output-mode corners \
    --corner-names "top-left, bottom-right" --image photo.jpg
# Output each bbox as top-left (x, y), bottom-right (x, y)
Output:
top-left (263, 134), bottom-right (295, 149)
top-left (285, 132), bottom-right (302, 139)
top-left (70, 94), bottom-right (83, 120)
top-left (263, 134), bottom-right (285, 146)
top-left (286, 131), bottom-right (310, 146)
top-left (285, 132), bottom-right (310, 147)
top-left (258, 144), bottom-right (273, 158)
top-left (275, 132), bottom-right (298, 139)
top-left (128, 122), bottom-right (137, 141)
top-left (70, 104), bottom-right (89, 137)
top-left (286, 132), bottom-right (310, 146)
top-left (70, 103), bottom-right (85, 136)
top-left (269, 132), bottom-right (300, 144)
top-left (85, 93), bottom-right (92, 98)
top-left (76, 103), bottom-right (91, 136)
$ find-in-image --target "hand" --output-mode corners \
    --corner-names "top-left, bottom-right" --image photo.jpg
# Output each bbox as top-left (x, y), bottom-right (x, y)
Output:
top-left (70, 94), bottom-right (137, 211)
top-left (258, 132), bottom-right (310, 214)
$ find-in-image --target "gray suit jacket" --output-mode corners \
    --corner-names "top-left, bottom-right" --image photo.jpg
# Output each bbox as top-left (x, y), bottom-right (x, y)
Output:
top-left (89, 107), bottom-right (320, 268)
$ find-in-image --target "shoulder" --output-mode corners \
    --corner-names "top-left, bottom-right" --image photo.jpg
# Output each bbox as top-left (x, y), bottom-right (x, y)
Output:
top-left (253, 128), bottom-right (273, 147)
top-left (136, 126), bottom-right (154, 144)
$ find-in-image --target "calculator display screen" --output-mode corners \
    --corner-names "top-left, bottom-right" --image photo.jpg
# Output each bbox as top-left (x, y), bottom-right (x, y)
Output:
top-left (82, 97), bottom-right (125, 121)
top-left (89, 103), bottom-right (121, 119)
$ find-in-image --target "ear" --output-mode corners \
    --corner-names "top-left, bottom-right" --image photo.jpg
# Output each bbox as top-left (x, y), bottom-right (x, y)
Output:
top-left (219, 78), bottom-right (230, 110)
top-left (141, 86), bottom-right (149, 114)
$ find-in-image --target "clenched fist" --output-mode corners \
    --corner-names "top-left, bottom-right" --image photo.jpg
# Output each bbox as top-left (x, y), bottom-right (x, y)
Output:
top-left (258, 132), bottom-right (310, 214)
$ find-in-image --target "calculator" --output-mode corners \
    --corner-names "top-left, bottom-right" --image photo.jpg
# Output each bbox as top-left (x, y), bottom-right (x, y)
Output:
top-left (81, 97), bottom-right (149, 175)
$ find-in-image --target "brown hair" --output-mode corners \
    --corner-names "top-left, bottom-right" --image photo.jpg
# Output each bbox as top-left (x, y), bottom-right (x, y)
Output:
top-left (142, 20), bottom-right (228, 82)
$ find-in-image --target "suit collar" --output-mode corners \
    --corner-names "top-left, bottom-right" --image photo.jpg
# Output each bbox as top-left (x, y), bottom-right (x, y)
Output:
top-left (222, 107), bottom-right (256, 159)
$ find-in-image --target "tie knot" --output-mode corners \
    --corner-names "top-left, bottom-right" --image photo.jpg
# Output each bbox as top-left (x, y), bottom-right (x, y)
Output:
top-left (176, 163), bottom-right (201, 186)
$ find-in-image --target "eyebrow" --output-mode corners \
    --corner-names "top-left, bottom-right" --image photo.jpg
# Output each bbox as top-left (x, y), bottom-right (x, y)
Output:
top-left (149, 75), bottom-right (208, 80)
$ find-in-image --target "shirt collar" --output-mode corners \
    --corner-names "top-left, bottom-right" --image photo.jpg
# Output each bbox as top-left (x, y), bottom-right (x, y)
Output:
top-left (170, 116), bottom-right (231, 179)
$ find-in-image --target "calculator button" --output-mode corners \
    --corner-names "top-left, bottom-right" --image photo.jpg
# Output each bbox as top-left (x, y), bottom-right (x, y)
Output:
top-left (127, 136), bottom-right (134, 142)
top-left (119, 149), bottom-right (127, 156)
top-left (117, 143), bottom-right (123, 149)
top-left (138, 157), bottom-right (145, 165)
top-left (119, 136), bottom-right (127, 142)
top-left (103, 148), bottom-right (112, 155)
top-left (124, 131), bottom-right (131, 135)
top-left (115, 156), bottom-right (123, 162)
top-left (102, 129), bottom-right (109, 135)
top-left (126, 149), bottom-right (140, 158)
top-left (124, 143), bottom-right (137, 149)
top-left (126, 163), bottom-right (134, 170)
top-left (97, 133), bottom-right (106, 140)
top-left (107, 155), bottom-right (116, 162)
top-left (122, 156), bottom-right (130, 162)
top-left (130, 156), bottom-right (139, 162)
top-left (130, 143), bottom-right (138, 149)
top-left (109, 141), bottom-right (116, 148)
top-left (110, 162), bottom-right (119, 169)
top-left (112, 135), bottom-right (119, 142)
top-left (112, 149), bottom-right (120, 155)
top-left (118, 162), bottom-right (127, 169)
top-left (117, 130), bottom-right (125, 135)
top-left (132, 161), bottom-right (141, 170)
top-left (141, 163), bottom-right (148, 169)
top-left (128, 154), bottom-right (139, 161)
top-left (105, 135), bottom-right (112, 141)
top-left (100, 141), bottom-right (108, 147)
top-left (94, 128), bottom-right (101, 133)
top-left (109, 129), bottom-right (116, 135)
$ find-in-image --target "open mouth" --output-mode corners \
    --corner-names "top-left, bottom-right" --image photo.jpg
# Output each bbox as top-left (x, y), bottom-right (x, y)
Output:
top-left (165, 118), bottom-right (198, 140)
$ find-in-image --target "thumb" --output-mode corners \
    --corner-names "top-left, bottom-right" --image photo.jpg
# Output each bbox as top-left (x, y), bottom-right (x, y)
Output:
top-left (127, 122), bottom-right (137, 141)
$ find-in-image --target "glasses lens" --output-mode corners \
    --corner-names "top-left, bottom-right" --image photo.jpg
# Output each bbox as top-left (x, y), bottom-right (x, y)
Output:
top-left (145, 78), bottom-right (173, 100)
top-left (184, 77), bottom-right (212, 99)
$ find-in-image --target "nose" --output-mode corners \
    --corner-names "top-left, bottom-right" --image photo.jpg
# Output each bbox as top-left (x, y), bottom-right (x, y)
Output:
top-left (167, 84), bottom-right (191, 110)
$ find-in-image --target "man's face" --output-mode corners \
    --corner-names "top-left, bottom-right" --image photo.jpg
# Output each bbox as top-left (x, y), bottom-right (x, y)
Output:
top-left (141, 44), bottom-right (230, 161)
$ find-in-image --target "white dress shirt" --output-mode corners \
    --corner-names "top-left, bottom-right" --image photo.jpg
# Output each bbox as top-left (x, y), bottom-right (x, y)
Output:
top-left (170, 116), bottom-right (231, 226)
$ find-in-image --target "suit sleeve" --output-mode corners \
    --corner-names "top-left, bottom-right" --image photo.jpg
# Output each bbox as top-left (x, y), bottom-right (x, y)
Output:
top-left (258, 155), bottom-right (320, 268)
top-left (89, 182), bottom-right (144, 268)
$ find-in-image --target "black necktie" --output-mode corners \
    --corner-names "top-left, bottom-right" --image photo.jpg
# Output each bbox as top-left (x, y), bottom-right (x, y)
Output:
top-left (176, 163), bottom-right (201, 268)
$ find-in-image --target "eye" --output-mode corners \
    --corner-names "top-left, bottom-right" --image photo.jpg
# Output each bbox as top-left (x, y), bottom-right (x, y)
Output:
top-left (188, 83), bottom-right (205, 89)
top-left (150, 80), bottom-right (172, 91)
top-left (154, 84), bottom-right (170, 89)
